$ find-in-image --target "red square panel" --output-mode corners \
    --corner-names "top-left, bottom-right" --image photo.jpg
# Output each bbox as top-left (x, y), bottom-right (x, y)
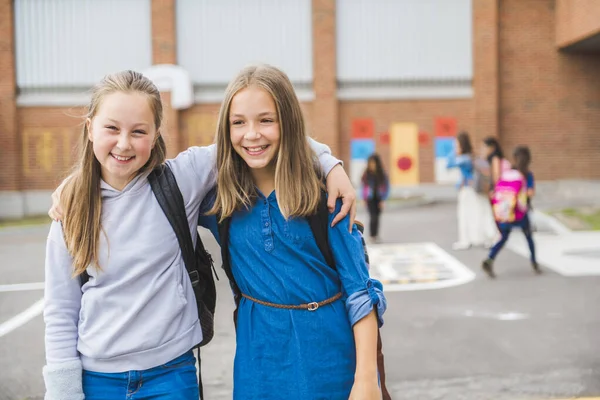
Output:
top-left (352, 119), bottom-right (374, 139)
top-left (435, 117), bottom-right (457, 137)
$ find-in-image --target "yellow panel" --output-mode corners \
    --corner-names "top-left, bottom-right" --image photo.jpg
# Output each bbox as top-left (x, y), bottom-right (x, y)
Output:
top-left (390, 122), bottom-right (419, 185)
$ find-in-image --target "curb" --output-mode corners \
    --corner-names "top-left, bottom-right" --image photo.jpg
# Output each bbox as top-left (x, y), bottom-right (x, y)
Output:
top-left (531, 209), bottom-right (572, 235)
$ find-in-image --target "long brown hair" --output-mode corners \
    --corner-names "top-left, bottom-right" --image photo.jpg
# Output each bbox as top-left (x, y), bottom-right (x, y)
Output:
top-left (210, 64), bottom-right (321, 220)
top-left (362, 153), bottom-right (386, 187)
top-left (513, 145), bottom-right (531, 176)
top-left (456, 131), bottom-right (473, 155)
top-left (61, 70), bottom-right (166, 276)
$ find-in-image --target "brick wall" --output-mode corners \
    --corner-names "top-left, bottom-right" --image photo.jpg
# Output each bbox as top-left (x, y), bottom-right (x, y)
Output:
top-left (556, 0), bottom-right (600, 48)
top-left (151, 0), bottom-right (177, 64)
top-left (311, 0), bottom-right (339, 155)
top-left (339, 100), bottom-right (475, 183)
top-left (4, 0), bottom-right (600, 200)
top-left (499, 0), bottom-right (600, 180)
top-left (17, 107), bottom-right (83, 190)
top-left (473, 0), bottom-right (500, 142)
top-left (0, 0), bottom-right (19, 191)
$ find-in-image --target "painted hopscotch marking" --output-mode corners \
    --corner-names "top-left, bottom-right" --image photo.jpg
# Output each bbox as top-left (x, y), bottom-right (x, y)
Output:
top-left (367, 242), bottom-right (476, 292)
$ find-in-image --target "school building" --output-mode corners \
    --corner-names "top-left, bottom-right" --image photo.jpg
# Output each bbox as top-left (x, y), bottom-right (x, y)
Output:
top-left (1, 0), bottom-right (599, 218)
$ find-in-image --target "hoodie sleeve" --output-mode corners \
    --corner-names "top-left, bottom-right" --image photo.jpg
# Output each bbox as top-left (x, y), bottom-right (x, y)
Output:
top-left (166, 144), bottom-right (218, 211)
top-left (308, 137), bottom-right (341, 176)
top-left (43, 222), bottom-right (85, 399)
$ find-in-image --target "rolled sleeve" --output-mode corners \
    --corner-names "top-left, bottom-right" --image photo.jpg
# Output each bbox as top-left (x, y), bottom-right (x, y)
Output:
top-left (326, 199), bottom-right (387, 327)
top-left (345, 278), bottom-right (387, 328)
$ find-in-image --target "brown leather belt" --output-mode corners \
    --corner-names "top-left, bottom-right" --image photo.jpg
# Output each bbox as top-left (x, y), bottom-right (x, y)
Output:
top-left (241, 292), bottom-right (342, 311)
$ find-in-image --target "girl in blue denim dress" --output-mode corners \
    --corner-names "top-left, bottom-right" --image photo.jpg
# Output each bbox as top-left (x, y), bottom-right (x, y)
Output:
top-left (199, 64), bottom-right (387, 400)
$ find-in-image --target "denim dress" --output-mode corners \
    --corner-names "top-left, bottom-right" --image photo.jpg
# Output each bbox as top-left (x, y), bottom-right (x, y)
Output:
top-left (200, 191), bottom-right (386, 400)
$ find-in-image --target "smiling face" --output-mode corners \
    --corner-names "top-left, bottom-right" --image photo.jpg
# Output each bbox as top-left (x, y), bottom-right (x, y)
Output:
top-left (228, 85), bottom-right (281, 176)
top-left (87, 91), bottom-right (157, 190)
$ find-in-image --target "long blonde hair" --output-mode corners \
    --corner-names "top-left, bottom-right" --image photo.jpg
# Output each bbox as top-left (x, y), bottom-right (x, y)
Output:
top-left (61, 70), bottom-right (166, 276)
top-left (211, 64), bottom-right (322, 221)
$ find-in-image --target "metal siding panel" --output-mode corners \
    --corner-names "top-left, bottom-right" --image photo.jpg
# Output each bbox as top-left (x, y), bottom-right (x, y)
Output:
top-left (15, 0), bottom-right (152, 89)
top-left (176, 0), bottom-right (312, 85)
top-left (336, 0), bottom-right (473, 83)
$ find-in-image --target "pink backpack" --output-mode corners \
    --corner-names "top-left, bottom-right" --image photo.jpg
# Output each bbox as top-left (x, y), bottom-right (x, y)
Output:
top-left (491, 168), bottom-right (528, 223)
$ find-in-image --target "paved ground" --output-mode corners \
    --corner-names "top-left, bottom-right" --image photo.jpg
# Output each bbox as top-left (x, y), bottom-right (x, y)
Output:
top-left (1, 201), bottom-right (599, 399)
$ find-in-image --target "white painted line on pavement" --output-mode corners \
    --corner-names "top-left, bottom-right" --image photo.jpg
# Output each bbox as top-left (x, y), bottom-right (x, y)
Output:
top-left (507, 231), bottom-right (600, 276)
top-left (463, 310), bottom-right (530, 321)
top-left (0, 298), bottom-right (44, 338)
top-left (0, 282), bottom-right (45, 292)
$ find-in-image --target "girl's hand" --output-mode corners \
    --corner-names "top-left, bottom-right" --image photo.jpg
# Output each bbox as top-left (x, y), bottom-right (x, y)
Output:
top-left (349, 377), bottom-right (381, 400)
top-left (378, 201), bottom-right (384, 211)
top-left (325, 164), bottom-right (357, 231)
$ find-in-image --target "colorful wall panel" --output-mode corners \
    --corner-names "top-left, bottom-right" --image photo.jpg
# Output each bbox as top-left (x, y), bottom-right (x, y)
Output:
top-left (434, 135), bottom-right (461, 184)
top-left (434, 116), bottom-right (461, 184)
top-left (349, 118), bottom-right (376, 188)
top-left (390, 122), bottom-right (419, 186)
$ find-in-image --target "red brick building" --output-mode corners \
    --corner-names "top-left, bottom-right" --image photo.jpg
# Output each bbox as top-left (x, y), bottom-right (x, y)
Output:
top-left (1, 0), bottom-right (599, 217)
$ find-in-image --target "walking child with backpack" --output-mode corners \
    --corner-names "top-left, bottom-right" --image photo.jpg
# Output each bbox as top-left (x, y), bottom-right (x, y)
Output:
top-left (197, 64), bottom-right (387, 400)
top-left (481, 145), bottom-right (541, 278)
top-left (361, 153), bottom-right (390, 243)
top-left (43, 70), bottom-right (355, 400)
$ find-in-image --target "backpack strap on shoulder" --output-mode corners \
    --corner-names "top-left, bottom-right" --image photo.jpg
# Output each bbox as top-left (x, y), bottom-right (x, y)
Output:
top-left (148, 164), bottom-right (199, 285)
top-left (217, 214), bottom-right (243, 326)
top-left (306, 189), bottom-right (336, 271)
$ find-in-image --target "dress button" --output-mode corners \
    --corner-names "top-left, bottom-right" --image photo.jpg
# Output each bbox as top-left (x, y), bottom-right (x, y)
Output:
top-left (265, 222), bottom-right (269, 227)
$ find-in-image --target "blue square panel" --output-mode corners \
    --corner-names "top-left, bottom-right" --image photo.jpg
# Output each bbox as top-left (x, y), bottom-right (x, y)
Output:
top-left (435, 137), bottom-right (455, 159)
top-left (351, 139), bottom-right (375, 160)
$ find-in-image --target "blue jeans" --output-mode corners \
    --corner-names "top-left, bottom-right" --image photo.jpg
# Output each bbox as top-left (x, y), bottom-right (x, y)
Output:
top-left (83, 350), bottom-right (199, 399)
top-left (488, 214), bottom-right (536, 263)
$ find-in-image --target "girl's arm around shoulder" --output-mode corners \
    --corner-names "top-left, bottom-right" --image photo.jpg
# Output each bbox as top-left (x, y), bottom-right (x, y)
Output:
top-left (327, 199), bottom-right (387, 328)
top-left (308, 137), bottom-right (340, 176)
top-left (166, 144), bottom-right (217, 208)
top-left (43, 222), bottom-right (85, 400)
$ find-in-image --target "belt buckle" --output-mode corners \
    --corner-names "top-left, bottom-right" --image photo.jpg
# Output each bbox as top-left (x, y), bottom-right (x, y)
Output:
top-left (307, 302), bottom-right (319, 311)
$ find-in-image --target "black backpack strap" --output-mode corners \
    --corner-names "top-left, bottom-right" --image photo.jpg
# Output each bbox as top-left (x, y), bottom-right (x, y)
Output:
top-left (79, 270), bottom-right (90, 287)
top-left (148, 164), bottom-right (206, 399)
top-left (307, 190), bottom-right (336, 271)
top-left (217, 215), bottom-right (242, 326)
top-left (148, 164), bottom-right (199, 286)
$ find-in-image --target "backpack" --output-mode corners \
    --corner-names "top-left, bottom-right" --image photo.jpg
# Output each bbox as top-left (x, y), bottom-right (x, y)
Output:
top-left (473, 158), bottom-right (492, 194)
top-left (217, 191), bottom-right (392, 400)
top-left (491, 168), bottom-right (528, 223)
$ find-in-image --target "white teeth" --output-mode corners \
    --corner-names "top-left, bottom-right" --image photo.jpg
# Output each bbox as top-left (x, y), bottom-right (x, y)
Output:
top-left (113, 154), bottom-right (133, 161)
top-left (246, 146), bottom-right (268, 152)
